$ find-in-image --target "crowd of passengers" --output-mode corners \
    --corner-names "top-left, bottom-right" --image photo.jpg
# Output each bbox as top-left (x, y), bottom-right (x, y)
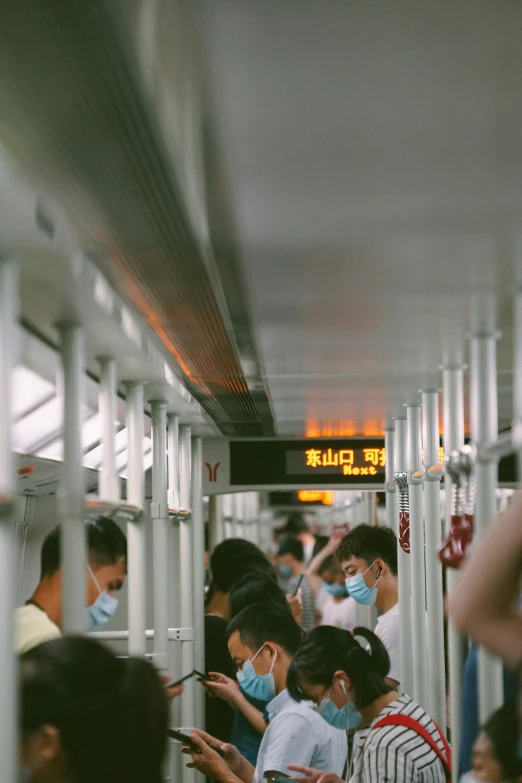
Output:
top-left (15, 507), bottom-right (521, 783)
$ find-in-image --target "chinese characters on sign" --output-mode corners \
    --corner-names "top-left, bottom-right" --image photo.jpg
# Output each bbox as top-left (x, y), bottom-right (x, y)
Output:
top-left (304, 446), bottom-right (444, 477)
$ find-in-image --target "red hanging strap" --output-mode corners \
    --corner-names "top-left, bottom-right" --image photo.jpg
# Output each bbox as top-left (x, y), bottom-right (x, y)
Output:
top-left (399, 511), bottom-right (410, 553)
top-left (361, 714), bottom-right (452, 781)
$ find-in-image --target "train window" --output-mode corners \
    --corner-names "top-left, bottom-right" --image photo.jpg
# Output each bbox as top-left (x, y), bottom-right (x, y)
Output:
top-left (12, 366), bottom-right (54, 419)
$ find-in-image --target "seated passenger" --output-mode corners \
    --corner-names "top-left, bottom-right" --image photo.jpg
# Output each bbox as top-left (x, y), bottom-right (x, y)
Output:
top-left (19, 635), bottom-right (168, 783)
top-left (278, 537), bottom-right (315, 631)
top-left (458, 641), bottom-right (519, 776)
top-left (461, 700), bottom-right (521, 783)
top-left (185, 604), bottom-right (347, 783)
top-left (206, 575), bottom-right (296, 765)
top-left (286, 626), bottom-right (450, 783)
top-left (204, 539), bottom-right (278, 743)
top-left (306, 532), bottom-right (356, 631)
top-left (337, 525), bottom-right (401, 688)
top-left (15, 516), bottom-right (127, 654)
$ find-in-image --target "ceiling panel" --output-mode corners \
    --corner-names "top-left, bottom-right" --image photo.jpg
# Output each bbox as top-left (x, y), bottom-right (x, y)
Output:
top-left (196, 0), bottom-right (522, 434)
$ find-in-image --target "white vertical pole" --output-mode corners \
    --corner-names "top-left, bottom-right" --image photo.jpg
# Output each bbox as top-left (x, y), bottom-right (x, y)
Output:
top-left (125, 382), bottom-right (147, 656)
top-left (192, 438), bottom-right (205, 728)
top-left (405, 402), bottom-right (428, 710)
top-left (59, 323), bottom-right (86, 633)
top-left (384, 425), bottom-right (396, 534)
top-left (394, 416), bottom-right (413, 697)
top-left (421, 390), bottom-right (446, 732)
top-left (469, 334), bottom-right (504, 722)
top-left (442, 364), bottom-right (466, 768)
top-left (0, 259), bottom-right (18, 783)
top-left (168, 415), bottom-right (181, 625)
top-left (167, 415), bottom-right (182, 783)
top-left (151, 401), bottom-right (169, 672)
top-left (179, 426), bottom-right (195, 732)
top-left (514, 291), bottom-right (522, 476)
top-left (250, 493), bottom-right (260, 546)
top-left (98, 357), bottom-right (119, 502)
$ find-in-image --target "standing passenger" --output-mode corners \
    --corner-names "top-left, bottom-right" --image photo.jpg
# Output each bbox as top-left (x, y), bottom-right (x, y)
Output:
top-left (307, 531), bottom-right (356, 631)
top-left (287, 627), bottom-right (450, 783)
top-left (204, 539), bottom-right (277, 743)
top-left (19, 635), bottom-right (168, 783)
top-left (337, 525), bottom-right (400, 688)
top-left (15, 516), bottom-right (127, 654)
top-left (184, 604), bottom-right (347, 783)
top-left (280, 513), bottom-right (317, 564)
top-left (278, 537), bottom-right (316, 631)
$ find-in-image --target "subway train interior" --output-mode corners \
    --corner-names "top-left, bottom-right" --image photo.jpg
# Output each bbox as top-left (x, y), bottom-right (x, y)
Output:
top-left (0, 2), bottom-right (521, 782)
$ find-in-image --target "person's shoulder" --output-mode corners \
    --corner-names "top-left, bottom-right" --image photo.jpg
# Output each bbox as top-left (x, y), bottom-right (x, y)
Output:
top-left (15, 605), bottom-right (61, 654)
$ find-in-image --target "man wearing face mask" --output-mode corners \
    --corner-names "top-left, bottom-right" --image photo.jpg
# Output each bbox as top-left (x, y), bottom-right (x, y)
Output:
top-left (337, 525), bottom-right (400, 689)
top-left (15, 516), bottom-right (127, 654)
top-left (278, 537), bottom-right (316, 631)
top-left (184, 603), bottom-right (347, 783)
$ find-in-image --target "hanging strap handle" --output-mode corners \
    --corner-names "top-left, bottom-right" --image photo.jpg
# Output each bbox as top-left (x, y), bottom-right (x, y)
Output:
top-left (361, 714), bottom-right (452, 781)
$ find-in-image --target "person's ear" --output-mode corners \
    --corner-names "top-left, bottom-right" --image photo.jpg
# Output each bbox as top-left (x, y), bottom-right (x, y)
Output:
top-left (333, 670), bottom-right (352, 691)
top-left (22, 725), bottom-right (62, 768)
top-left (375, 559), bottom-right (385, 578)
top-left (264, 643), bottom-right (278, 662)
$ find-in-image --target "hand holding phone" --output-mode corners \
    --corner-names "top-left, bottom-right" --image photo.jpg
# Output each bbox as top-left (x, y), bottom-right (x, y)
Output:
top-left (168, 729), bottom-right (201, 752)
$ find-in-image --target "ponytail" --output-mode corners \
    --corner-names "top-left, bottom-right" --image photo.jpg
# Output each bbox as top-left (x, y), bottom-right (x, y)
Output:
top-left (287, 626), bottom-right (391, 709)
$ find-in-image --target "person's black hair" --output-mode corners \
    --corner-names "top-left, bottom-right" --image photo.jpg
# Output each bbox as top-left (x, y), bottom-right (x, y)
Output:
top-left (230, 573), bottom-right (292, 619)
top-left (20, 635), bottom-right (168, 783)
top-left (226, 602), bottom-right (303, 655)
top-left (482, 700), bottom-right (522, 780)
top-left (278, 536), bottom-right (304, 562)
top-left (283, 512), bottom-right (309, 535)
top-left (312, 536), bottom-right (330, 558)
top-left (336, 525), bottom-right (398, 576)
top-left (287, 626), bottom-right (391, 710)
top-left (40, 517), bottom-right (128, 579)
top-left (207, 539), bottom-right (277, 596)
top-left (318, 554), bottom-right (342, 576)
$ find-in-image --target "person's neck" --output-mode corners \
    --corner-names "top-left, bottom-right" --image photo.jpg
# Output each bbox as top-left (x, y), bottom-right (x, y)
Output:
top-left (359, 690), bottom-right (400, 727)
top-left (375, 578), bottom-right (398, 615)
top-left (205, 591), bottom-right (230, 621)
top-left (31, 581), bottom-right (61, 627)
top-left (273, 655), bottom-right (291, 695)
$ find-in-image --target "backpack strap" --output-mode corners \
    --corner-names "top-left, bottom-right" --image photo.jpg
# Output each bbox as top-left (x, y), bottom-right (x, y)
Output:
top-left (361, 714), bottom-right (452, 781)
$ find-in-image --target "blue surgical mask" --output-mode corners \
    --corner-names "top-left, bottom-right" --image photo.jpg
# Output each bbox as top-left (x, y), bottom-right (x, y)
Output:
top-left (322, 581), bottom-right (348, 598)
top-left (345, 561), bottom-right (381, 605)
top-left (458, 775), bottom-right (492, 783)
top-left (315, 680), bottom-right (362, 730)
top-left (86, 565), bottom-right (118, 632)
top-left (237, 645), bottom-right (277, 702)
top-left (279, 565), bottom-right (292, 579)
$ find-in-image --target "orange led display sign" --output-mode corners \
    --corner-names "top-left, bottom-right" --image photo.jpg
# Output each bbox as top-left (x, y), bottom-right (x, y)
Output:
top-left (297, 490), bottom-right (335, 505)
top-left (229, 441), bottom-right (446, 487)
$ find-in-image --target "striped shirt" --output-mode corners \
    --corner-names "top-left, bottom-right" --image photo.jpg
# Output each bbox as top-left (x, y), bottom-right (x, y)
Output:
top-left (285, 573), bottom-right (315, 631)
top-left (350, 695), bottom-right (448, 783)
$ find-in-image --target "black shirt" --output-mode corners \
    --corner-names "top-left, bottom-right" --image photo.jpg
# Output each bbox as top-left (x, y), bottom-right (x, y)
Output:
top-left (204, 615), bottom-right (236, 742)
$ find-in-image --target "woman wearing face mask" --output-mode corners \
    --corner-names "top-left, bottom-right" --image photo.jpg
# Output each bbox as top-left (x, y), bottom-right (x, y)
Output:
top-left (460, 700), bottom-right (521, 783)
top-left (286, 626), bottom-right (451, 783)
top-left (306, 532), bottom-right (356, 631)
top-left (19, 635), bottom-right (169, 783)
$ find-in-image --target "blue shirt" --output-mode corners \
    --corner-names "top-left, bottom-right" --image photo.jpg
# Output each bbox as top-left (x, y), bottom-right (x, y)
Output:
top-left (459, 642), bottom-right (519, 776)
top-left (230, 688), bottom-right (267, 766)
top-left (253, 689), bottom-right (347, 783)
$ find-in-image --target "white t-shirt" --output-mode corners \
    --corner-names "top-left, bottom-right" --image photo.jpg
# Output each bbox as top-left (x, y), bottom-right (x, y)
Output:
top-left (316, 588), bottom-right (357, 631)
top-left (15, 604), bottom-right (61, 654)
top-left (375, 603), bottom-right (400, 684)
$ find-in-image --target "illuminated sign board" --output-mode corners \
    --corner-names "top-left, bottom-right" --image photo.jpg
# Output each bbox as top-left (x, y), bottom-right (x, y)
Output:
top-left (230, 439), bottom-right (387, 486)
top-left (297, 490), bottom-right (335, 505)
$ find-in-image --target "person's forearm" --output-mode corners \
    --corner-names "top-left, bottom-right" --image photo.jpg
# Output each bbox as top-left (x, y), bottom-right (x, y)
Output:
top-left (235, 692), bottom-right (267, 735)
top-left (449, 492), bottom-right (522, 668)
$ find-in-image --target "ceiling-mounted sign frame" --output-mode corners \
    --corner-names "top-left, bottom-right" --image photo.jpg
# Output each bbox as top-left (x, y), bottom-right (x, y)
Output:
top-left (202, 438), bottom-right (388, 495)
